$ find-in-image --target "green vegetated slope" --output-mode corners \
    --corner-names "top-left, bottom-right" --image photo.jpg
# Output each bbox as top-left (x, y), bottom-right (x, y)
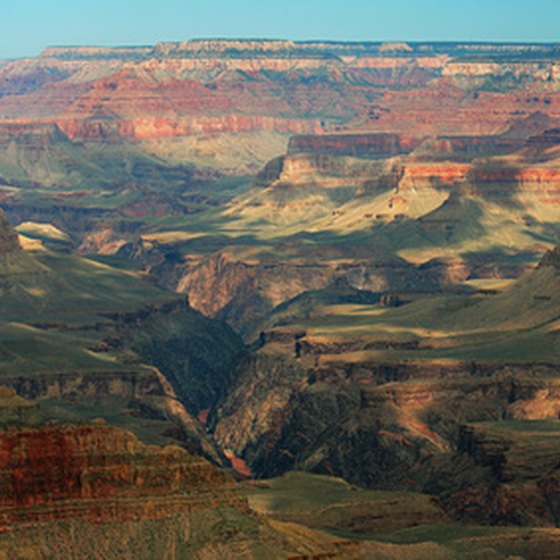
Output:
top-left (257, 253), bottom-right (560, 365)
top-left (0, 124), bottom-right (188, 191)
top-left (243, 471), bottom-right (560, 560)
top-left (0, 211), bottom-right (244, 461)
top-left (0, 247), bottom-right (173, 376)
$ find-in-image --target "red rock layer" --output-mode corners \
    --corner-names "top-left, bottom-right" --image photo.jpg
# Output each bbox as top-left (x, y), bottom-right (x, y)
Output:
top-left (2, 41), bottom-right (560, 139)
top-left (56, 115), bottom-right (323, 140)
top-left (0, 424), bottom-right (247, 528)
top-left (358, 87), bottom-right (560, 136)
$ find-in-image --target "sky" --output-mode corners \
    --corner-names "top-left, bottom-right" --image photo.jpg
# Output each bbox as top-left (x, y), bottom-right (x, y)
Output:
top-left (1, 0), bottom-right (560, 59)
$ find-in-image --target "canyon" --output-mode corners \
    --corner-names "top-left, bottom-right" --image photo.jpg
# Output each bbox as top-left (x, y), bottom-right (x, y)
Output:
top-left (2, 39), bottom-right (560, 557)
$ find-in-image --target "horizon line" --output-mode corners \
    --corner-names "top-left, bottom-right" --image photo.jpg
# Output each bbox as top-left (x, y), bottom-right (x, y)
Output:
top-left (5, 37), bottom-right (559, 61)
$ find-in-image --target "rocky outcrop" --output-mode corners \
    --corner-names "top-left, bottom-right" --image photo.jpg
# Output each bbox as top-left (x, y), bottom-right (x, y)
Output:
top-left (172, 253), bottom-right (333, 335)
top-left (0, 424), bottom-right (245, 526)
top-left (210, 344), bottom-right (560, 507)
top-left (253, 151), bottom-right (405, 190)
top-left (539, 245), bottom-right (560, 269)
top-left (0, 210), bottom-right (21, 256)
top-left (157, 249), bottom-right (441, 338)
top-left (211, 352), bottom-right (309, 459)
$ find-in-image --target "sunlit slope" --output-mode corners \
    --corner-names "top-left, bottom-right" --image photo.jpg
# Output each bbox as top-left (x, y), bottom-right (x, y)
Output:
top-left (0, 209), bottom-right (46, 277)
top-left (256, 248), bottom-right (560, 364)
top-left (220, 148), bottom-right (560, 263)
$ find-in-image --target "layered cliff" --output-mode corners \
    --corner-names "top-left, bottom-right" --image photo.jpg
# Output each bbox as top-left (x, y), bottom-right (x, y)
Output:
top-left (199, 247), bottom-right (560, 529)
top-left (3, 40), bottom-right (560, 154)
top-left (0, 420), bottom-right (449, 559)
top-left (0, 424), bottom-right (243, 525)
top-left (155, 248), bottom-right (442, 338)
top-left (0, 423), bottom-right (362, 559)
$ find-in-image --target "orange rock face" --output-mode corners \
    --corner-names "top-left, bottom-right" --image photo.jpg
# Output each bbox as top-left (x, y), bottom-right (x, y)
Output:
top-left (56, 114), bottom-right (322, 140)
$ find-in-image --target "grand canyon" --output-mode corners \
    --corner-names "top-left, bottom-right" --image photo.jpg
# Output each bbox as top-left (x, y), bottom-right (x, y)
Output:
top-left (2, 37), bottom-right (560, 558)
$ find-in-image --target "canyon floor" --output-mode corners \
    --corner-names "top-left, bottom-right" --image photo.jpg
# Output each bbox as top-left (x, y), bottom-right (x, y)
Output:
top-left (1, 39), bottom-right (560, 558)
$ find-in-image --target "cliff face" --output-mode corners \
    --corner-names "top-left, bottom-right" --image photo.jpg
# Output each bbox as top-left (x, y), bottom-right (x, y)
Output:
top-left (288, 133), bottom-right (420, 157)
top-left (57, 115), bottom-right (322, 141)
top-left (0, 210), bottom-right (20, 255)
top-left (154, 249), bottom-right (441, 338)
top-left (172, 252), bottom-right (335, 335)
top-left (444, 422), bottom-right (560, 526)
top-left (0, 423), bottom-right (249, 556)
top-left (2, 40), bottom-right (560, 152)
top-left (0, 424), bottom-right (241, 523)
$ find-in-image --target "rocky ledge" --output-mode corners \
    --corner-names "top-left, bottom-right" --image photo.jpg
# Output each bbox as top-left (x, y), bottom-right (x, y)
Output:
top-left (0, 423), bottom-right (247, 528)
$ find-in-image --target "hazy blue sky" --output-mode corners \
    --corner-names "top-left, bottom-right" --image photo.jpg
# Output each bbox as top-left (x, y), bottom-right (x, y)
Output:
top-left (2, 0), bottom-right (559, 59)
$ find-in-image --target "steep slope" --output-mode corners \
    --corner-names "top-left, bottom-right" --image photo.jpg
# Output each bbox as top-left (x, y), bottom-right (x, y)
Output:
top-left (1, 417), bottom-right (555, 559)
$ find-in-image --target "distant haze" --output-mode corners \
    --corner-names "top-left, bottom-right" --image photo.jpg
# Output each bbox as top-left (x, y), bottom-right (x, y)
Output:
top-left (2, 0), bottom-right (560, 59)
